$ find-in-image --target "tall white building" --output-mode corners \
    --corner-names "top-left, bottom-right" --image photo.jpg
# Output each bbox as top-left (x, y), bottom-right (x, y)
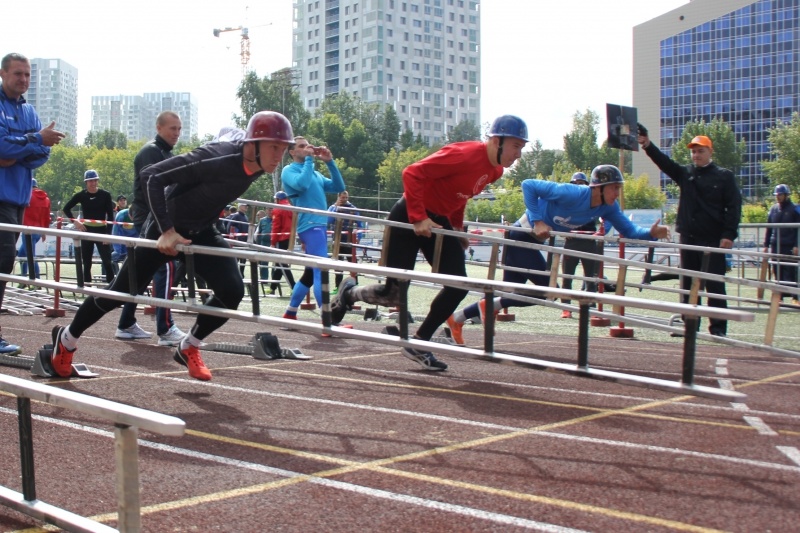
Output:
top-left (27, 58), bottom-right (79, 143)
top-left (292, 0), bottom-right (481, 145)
top-left (90, 92), bottom-right (198, 143)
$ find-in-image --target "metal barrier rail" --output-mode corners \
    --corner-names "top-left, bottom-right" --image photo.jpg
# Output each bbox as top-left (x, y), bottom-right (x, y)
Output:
top-left (0, 374), bottom-right (185, 533)
top-left (0, 221), bottom-right (754, 403)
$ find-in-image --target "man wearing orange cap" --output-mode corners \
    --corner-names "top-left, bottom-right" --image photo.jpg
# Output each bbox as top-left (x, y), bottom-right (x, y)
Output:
top-left (638, 127), bottom-right (742, 337)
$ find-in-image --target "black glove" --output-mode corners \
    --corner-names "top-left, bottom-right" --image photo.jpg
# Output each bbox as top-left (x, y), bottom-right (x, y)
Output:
top-left (637, 123), bottom-right (648, 137)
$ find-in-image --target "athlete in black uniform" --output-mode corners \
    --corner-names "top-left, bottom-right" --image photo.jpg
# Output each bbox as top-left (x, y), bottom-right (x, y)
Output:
top-left (50, 111), bottom-right (295, 380)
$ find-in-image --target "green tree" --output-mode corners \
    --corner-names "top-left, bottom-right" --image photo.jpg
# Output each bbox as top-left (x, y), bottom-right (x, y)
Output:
top-left (376, 146), bottom-right (432, 199)
top-left (505, 140), bottom-right (565, 186)
top-left (741, 204), bottom-right (768, 223)
top-left (465, 184), bottom-right (525, 224)
top-left (86, 147), bottom-right (138, 200)
top-left (563, 109), bottom-right (602, 171)
top-left (84, 129), bottom-right (128, 150)
top-left (446, 119), bottom-right (481, 144)
top-left (34, 144), bottom-right (96, 212)
top-left (622, 174), bottom-right (667, 210)
top-left (762, 111), bottom-right (800, 194)
top-left (235, 70), bottom-right (311, 134)
top-left (669, 117), bottom-right (746, 175)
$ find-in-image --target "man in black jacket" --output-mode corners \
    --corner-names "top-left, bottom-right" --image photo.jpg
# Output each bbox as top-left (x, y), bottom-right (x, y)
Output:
top-left (638, 129), bottom-right (742, 337)
top-left (50, 111), bottom-right (295, 381)
top-left (116, 111), bottom-right (185, 346)
top-left (763, 184), bottom-right (800, 304)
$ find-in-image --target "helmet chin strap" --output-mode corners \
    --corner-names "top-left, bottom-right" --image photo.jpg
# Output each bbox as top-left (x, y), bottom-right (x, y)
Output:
top-left (496, 137), bottom-right (505, 165)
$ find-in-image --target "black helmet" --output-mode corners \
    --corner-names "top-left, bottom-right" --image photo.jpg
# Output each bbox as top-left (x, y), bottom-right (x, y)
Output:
top-left (570, 172), bottom-right (589, 185)
top-left (590, 165), bottom-right (624, 187)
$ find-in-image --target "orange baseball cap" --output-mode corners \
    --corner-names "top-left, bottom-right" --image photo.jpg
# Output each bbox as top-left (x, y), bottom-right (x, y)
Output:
top-left (687, 135), bottom-right (713, 149)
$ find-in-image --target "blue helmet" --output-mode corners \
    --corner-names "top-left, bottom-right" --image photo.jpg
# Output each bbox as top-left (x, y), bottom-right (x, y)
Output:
top-left (590, 165), bottom-right (624, 187)
top-left (84, 169), bottom-right (99, 181)
top-left (31, 178), bottom-right (38, 188)
top-left (774, 184), bottom-right (790, 196)
top-left (570, 172), bottom-right (589, 185)
top-left (274, 191), bottom-right (288, 201)
top-left (488, 115), bottom-right (528, 142)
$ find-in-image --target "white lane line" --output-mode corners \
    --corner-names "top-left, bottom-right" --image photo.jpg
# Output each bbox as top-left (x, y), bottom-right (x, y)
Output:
top-left (777, 446), bottom-right (800, 467)
top-left (743, 416), bottom-right (778, 436)
top-left (731, 402), bottom-right (750, 411)
top-left (718, 379), bottom-right (734, 390)
top-left (0, 407), bottom-right (585, 533)
top-left (87, 364), bottom-right (800, 422)
top-left (715, 359), bottom-right (728, 376)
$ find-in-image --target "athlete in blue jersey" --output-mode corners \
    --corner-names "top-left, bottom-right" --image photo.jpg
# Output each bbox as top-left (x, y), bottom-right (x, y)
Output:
top-left (447, 165), bottom-right (670, 345)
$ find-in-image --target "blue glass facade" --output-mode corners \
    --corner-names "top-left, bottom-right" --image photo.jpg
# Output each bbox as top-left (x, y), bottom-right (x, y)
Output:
top-left (659, 0), bottom-right (799, 195)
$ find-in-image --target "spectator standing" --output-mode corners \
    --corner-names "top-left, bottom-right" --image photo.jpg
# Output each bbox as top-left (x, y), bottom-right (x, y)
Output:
top-left (63, 170), bottom-right (116, 284)
top-left (0, 52), bottom-right (64, 353)
top-left (560, 172), bottom-right (600, 318)
top-left (227, 203), bottom-right (250, 275)
top-left (280, 137), bottom-right (345, 320)
top-left (269, 191), bottom-right (296, 294)
top-left (255, 207), bottom-right (273, 280)
top-left (114, 194), bottom-right (127, 213)
top-left (328, 190), bottom-right (363, 287)
top-left (111, 208), bottom-right (137, 271)
top-left (763, 184), bottom-right (800, 304)
top-left (639, 129), bottom-right (742, 337)
top-left (50, 111), bottom-right (295, 381)
top-left (117, 111), bottom-right (185, 345)
top-left (332, 115), bottom-right (528, 370)
top-left (16, 178), bottom-right (51, 284)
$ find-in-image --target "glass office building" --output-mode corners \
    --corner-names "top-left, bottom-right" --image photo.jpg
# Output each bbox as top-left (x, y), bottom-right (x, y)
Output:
top-left (633, 0), bottom-right (799, 196)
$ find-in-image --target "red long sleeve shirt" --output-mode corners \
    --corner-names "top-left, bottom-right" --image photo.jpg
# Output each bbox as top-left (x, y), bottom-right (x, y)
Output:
top-left (402, 141), bottom-right (503, 229)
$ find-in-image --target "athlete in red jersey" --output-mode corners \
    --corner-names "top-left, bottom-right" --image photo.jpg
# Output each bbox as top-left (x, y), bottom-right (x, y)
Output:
top-left (331, 115), bottom-right (528, 370)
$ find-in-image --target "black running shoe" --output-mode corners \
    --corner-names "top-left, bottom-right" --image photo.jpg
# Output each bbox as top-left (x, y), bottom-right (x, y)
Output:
top-left (401, 347), bottom-right (448, 371)
top-left (331, 277), bottom-right (357, 325)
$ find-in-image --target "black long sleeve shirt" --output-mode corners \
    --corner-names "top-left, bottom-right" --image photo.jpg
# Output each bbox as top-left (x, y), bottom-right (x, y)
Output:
top-left (644, 143), bottom-right (742, 243)
top-left (140, 140), bottom-right (264, 235)
top-left (62, 189), bottom-right (115, 233)
top-left (130, 135), bottom-right (174, 225)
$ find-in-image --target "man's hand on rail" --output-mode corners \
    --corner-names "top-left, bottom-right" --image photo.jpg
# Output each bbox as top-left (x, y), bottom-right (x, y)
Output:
top-left (532, 220), bottom-right (551, 241)
top-left (649, 219), bottom-right (671, 240)
top-left (413, 217), bottom-right (441, 238)
top-left (157, 228), bottom-right (192, 256)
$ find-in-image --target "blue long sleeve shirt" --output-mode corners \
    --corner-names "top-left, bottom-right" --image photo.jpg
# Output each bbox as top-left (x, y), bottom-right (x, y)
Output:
top-left (521, 180), bottom-right (654, 241)
top-left (281, 157), bottom-right (345, 234)
top-left (0, 88), bottom-right (50, 206)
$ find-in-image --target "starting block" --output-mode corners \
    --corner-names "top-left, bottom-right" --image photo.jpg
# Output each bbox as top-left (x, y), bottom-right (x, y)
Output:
top-left (387, 311), bottom-right (415, 323)
top-left (364, 308), bottom-right (381, 321)
top-left (0, 353), bottom-right (35, 370)
top-left (204, 333), bottom-right (312, 361)
top-left (31, 345), bottom-right (98, 378)
top-left (435, 327), bottom-right (459, 346)
top-left (382, 325), bottom-right (400, 337)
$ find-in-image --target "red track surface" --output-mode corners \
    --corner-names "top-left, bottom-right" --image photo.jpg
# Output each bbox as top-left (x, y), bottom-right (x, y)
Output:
top-left (1, 311), bottom-right (798, 532)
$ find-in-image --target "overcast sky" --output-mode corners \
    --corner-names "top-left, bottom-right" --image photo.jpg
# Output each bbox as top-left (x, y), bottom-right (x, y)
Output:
top-left (3, 0), bottom-right (687, 149)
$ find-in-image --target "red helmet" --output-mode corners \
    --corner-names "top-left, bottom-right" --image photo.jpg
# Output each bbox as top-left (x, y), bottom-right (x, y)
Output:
top-left (244, 111), bottom-right (294, 143)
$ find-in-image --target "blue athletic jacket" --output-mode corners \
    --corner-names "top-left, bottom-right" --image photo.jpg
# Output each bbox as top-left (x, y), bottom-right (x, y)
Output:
top-left (0, 88), bottom-right (50, 206)
top-left (281, 157), bottom-right (345, 234)
top-left (521, 179), bottom-right (654, 241)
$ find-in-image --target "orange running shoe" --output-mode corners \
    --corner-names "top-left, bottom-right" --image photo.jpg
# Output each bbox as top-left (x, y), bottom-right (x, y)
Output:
top-left (478, 299), bottom-right (499, 324)
top-left (173, 344), bottom-right (212, 381)
top-left (561, 310), bottom-right (572, 319)
top-left (446, 315), bottom-right (465, 345)
top-left (50, 326), bottom-right (75, 378)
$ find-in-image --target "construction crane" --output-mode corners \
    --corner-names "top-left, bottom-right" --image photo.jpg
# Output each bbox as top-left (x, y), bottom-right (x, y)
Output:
top-left (213, 26), bottom-right (251, 78)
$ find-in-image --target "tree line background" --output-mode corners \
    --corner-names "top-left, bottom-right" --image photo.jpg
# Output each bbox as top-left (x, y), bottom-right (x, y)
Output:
top-left (36, 70), bottom-right (800, 225)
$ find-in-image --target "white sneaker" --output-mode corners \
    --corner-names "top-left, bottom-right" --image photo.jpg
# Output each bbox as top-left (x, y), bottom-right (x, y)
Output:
top-left (116, 323), bottom-right (153, 339)
top-left (158, 325), bottom-right (186, 347)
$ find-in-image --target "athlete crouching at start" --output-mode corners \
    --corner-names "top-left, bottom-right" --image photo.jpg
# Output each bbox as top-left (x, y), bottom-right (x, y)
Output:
top-left (51, 111), bottom-right (294, 381)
